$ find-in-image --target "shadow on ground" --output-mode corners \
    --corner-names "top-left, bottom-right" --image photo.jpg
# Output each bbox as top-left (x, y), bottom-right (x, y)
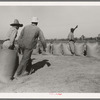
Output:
top-left (26, 59), bottom-right (51, 74)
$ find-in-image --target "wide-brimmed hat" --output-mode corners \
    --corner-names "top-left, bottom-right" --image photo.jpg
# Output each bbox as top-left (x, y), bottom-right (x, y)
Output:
top-left (10, 19), bottom-right (23, 27)
top-left (31, 17), bottom-right (38, 23)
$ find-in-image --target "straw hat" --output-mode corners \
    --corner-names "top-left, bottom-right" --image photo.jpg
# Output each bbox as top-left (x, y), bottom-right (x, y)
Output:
top-left (10, 19), bottom-right (23, 27)
top-left (31, 17), bottom-right (38, 23)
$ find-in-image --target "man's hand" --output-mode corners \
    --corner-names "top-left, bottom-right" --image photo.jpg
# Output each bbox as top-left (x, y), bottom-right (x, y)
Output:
top-left (76, 25), bottom-right (78, 28)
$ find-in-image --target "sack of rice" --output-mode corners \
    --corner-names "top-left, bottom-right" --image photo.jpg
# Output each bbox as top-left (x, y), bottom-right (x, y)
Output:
top-left (74, 43), bottom-right (85, 56)
top-left (68, 41), bottom-right (75, 55)
top-left (86, 42), bottom-right (100, 59)
top-left (52, 43), bottom-right (62, 55)
top-left (62, 43), bottom-right (72, 56)
top-left (0, 49), bottom-right (19, 83)
top-left (46, 43), bottom-right (52, 54)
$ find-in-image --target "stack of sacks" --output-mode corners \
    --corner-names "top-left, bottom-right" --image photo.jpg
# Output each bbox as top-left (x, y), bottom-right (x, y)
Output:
top-left (74, 42), bottom-right (85, 56)
top-left (52, 43), bottom-right (63, 56)
top-left (0, 49), bottom-right (19, 83)
top-left (32, 43), bottom-right (39, 55)
top-left (62, 43), bottom-right (72, 56)
top-left (86, 42), bottom-right (100, 59)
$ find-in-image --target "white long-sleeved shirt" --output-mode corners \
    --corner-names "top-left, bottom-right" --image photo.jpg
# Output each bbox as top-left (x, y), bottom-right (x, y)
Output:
top-left (7, 27), bottom-right (18, 45)
top-left (68, 32), bottom-right (74, 41)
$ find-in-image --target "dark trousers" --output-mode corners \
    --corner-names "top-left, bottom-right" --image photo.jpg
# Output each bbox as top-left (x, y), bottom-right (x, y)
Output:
top-left (16, 48), bottom-right (33, 76)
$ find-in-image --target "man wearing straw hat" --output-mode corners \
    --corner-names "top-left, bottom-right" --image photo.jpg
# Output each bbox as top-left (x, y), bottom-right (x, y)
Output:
top-left (14, 17), bottom-right (46, 78)
top-left (2, 19), bottom-right (23, 50)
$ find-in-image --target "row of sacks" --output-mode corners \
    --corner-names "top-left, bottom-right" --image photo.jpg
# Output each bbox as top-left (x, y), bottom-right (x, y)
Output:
top-left (0, 42), bottom-right (99, 83)
top-left (32, 42), bottom-right (100, 58)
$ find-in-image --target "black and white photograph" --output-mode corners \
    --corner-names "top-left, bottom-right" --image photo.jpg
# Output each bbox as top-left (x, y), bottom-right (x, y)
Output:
top-left (0, 2), bottom-right (100, 96)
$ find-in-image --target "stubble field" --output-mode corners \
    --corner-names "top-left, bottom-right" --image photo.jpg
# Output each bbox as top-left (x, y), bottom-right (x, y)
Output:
top-left (0, 53), bottom-right (100, 93)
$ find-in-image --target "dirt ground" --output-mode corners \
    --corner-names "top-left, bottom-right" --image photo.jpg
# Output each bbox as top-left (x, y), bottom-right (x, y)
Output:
top-left (0, 54), bottom-right (100, 93)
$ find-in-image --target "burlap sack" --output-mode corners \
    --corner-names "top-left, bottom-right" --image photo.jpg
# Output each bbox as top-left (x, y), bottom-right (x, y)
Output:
top-left (86, 42), bottom-right (100, 59)
top-left (68, 41), bottom-right (75, 55)
top-left (62, 43), bottom-right (72, 56)
top-left (0, 49), bottom-right (19, 83)
top-left (74, 43), bottom-right (85, 56)
top-left (52, 43), bottom-right (62, 55)
top-left (46, 43), bottom-right (52, 54)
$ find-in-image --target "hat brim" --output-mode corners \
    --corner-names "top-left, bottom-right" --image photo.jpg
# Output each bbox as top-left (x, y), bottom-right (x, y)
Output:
top-left (10, 24), bottom-right (23, 27)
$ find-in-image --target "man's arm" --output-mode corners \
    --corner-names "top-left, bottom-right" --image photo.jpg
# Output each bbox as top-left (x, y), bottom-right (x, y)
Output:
top-left (73, 25), bottom-right (78, 31)
top-left (10, 29), bottom-right (18, 45)
top-left (18, 27), bottom-right (25, 40)
top-left (72, 25), bottom-right (78, 33)
top-left (17, 27), bottom-right (25, 45)
top-left (38, 29), bottom-right (46, 51)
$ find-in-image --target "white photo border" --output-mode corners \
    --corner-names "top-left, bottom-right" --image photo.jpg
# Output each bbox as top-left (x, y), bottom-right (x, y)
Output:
top-left (0, 1), bottom-right (100, 98)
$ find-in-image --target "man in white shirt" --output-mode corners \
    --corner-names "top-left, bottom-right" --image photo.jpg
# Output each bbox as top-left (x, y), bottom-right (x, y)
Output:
top-left (2, 19), bottom-right (23, 50)
top-left (68, 25), bottom-right (78, 55)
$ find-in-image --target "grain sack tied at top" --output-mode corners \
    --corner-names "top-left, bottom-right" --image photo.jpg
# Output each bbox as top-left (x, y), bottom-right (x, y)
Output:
top-left (74, 43), bottom-right (85, 56)
top-left (45, 43), bottom-right (52, 54)
top-left (0, 49), bottom-right (19, 83)
top-left (86, 42), bottom-right (100, 59)
top-left (52, 43), bottom-right (63, 56)
top-left (62, 43), bottom-right (72, 56)
top-left (68, 41), bottom-right (75, 55)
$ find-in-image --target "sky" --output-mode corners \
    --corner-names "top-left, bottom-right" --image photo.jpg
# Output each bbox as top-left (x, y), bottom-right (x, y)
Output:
top-left (0, 6), bottom-right (100, 39)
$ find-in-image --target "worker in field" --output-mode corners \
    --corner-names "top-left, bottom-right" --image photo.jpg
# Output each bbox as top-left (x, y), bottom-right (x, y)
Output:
top-left (2, 19), bottom-right (23, 50)
top-left (14, 17), bottom-right (46, 78)
top-left (68, 25), bottom-right (78, 55)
